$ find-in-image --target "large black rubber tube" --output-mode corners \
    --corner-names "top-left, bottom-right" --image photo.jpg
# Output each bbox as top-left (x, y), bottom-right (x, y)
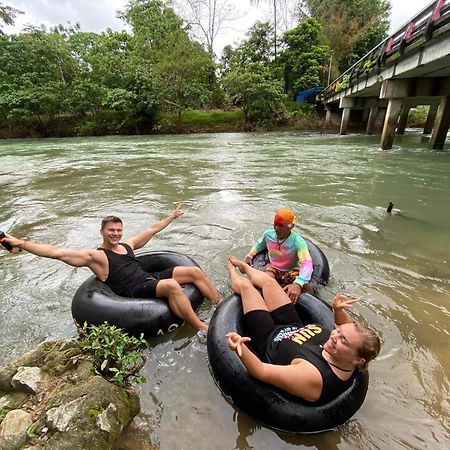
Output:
top-left (71, 250), bottom-right (204, 337)
top-left (252, 239), bottom-right (330, 290)
top-left (207, 294), bottom-right (369, 433)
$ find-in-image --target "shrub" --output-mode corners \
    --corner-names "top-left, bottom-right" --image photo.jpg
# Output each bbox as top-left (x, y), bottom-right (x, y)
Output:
top-left (78, 322), bottom-right (147, 387)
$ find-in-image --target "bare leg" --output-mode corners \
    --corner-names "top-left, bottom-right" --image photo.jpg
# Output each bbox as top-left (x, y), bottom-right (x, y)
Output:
top-left (156, 279), bottom-right (207, 331)
top-left (172, 266), bottom-right (221, 303)
top-left (228, 256), bottom-right (291, 312)
top-left (227, 261), bottom-right (268, 315)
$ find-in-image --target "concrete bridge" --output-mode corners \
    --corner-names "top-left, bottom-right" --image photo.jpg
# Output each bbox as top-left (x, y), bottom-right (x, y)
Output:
top-left (320, 0), bottom-right (450, 150)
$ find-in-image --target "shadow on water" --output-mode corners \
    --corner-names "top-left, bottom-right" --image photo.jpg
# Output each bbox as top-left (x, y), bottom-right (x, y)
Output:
top-left (232, 409), bottom-right (348, 450)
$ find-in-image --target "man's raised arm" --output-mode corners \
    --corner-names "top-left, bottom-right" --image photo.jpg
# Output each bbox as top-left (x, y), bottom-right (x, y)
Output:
top-left (1, 233), bottom-right (100, 269)
top-left (126, 204), bottom-right (184, 250)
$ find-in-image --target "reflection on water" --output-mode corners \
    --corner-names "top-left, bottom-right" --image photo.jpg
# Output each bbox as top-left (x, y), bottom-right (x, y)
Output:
top-left (1, 132), bottom-right (449, 449)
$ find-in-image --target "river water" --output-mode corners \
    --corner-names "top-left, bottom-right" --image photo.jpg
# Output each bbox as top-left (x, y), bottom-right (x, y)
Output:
top-left (0, 131), bottom-right (449, 449)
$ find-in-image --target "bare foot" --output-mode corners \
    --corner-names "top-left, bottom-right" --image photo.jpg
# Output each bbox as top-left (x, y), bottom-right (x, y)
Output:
top-left (228, 255), bottom-right (247, 274)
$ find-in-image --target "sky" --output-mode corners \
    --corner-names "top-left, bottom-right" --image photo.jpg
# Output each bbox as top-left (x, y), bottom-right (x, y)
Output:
top-left (3, 0), bottom-right (435, 55)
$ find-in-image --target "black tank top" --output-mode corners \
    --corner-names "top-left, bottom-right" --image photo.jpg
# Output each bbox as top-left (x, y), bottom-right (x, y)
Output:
top-left (265, 324), bottom-right (357, 404)
top-left (98, 243), bottom-right (149, 296)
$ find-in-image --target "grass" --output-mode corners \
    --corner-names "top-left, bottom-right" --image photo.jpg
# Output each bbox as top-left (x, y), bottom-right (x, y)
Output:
top-left (155, 108), bottom-right (245, 132)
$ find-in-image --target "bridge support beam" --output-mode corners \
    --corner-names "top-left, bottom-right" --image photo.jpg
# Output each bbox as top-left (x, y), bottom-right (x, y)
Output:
top-left (380, 99), bottom-right (403, 149)
top-left (430, 96), bottom-right (450, 150)
top-left (339, 98), bottom-right (355, 135)
top-left (424, 103), bottom-right (439, 134)
top-left (379, 80), bottom-right (411, 149)
top-left (340, 108), bottom-right (351, 135)
top-left (325, 106), bottom-right (332, 128)
top-left (366, 105), bottom-right (378, 135)
top-left (396, 105), bottom-right (411, 134)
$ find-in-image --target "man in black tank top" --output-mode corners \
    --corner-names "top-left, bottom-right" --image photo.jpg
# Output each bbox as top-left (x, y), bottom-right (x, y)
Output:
top-left (2, 205), bottom-right (220, 331)
top-left (225, 256), bottom-right (380, 404)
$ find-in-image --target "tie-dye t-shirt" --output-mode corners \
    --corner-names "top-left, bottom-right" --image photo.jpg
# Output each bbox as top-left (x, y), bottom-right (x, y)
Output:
top-left (246, 229), bottom-right (313, 286)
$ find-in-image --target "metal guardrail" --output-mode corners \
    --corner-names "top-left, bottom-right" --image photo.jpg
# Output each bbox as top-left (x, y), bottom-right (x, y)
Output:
top-left (320, 0), bottom-right (450, 101)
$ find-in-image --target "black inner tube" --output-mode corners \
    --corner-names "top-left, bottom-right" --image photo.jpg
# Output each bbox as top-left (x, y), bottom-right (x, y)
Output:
top-left (207, 293), bottom-right (369, 433)
top-left (71, 250), bottom-right (204, 336)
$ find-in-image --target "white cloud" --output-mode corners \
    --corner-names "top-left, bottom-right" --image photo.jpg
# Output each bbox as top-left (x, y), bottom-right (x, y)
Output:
top-left (5, 0), bottom-right (125, 32)
top-left (389, 0), bottom-right (433, 32)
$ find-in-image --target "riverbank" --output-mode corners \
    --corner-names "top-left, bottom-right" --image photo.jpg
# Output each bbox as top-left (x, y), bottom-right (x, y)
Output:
top-left (0, 339), bottom-right (140, 449)
top-left (0, 104), bottom-right (429, 140)
top-left (0, 107), bottom-right (327, 139)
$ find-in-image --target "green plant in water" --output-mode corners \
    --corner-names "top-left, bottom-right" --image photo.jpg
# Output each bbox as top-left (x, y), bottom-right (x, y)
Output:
top-left (78, 322), bottom-right (147, 387)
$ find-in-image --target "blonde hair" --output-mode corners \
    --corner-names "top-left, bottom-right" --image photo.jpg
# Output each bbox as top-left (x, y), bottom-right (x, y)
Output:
top-left (353, 322), bottom-right (381, 371)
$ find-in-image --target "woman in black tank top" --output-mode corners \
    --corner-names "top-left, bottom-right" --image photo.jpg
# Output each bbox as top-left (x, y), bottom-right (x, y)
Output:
top-left (225, 256), bottom-right (380, 403)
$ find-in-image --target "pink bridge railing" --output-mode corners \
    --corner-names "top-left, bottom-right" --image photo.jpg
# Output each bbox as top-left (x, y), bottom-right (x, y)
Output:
top-left (320, 0), bottom-right (450, 101)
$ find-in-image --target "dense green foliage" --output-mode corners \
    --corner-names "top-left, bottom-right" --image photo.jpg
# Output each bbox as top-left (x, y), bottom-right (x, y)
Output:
top-left (303, 0), bottom-right (390, 72)
top-left (78, 322), bottom-right (147, 387)
top-left (0, 0), bottom-right (391, 136)
top-left (280, 18), bottom-right (329, 98)
top-left (0, 0), bottom-right (216, 136)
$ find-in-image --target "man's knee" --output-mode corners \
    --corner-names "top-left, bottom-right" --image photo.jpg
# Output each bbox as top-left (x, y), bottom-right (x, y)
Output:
top-left (177, 266), bottom-right (204, 282)
top-left (189, 266), bottom-right (204, 280)
top-left (157, 278), bottom-right (182, 297)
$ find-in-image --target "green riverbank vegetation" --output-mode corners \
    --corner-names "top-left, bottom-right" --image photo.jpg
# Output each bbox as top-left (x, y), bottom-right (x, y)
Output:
top-left (0, 0), bottom-right (392, 139)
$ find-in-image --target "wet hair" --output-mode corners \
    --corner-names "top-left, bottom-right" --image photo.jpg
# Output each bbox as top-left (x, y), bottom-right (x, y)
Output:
top-left (353, 322), bottom-right (381, 372)
top-left (101, 216), bottom-right (123, 230)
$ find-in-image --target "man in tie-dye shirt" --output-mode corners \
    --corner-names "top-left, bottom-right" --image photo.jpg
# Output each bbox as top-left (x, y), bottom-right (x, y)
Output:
top-left (245, 209), bottom-right (313, 303)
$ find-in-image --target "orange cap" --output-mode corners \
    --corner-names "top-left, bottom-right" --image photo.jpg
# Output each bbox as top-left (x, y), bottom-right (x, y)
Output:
top-left (274, 209), bottom-right (297, 225)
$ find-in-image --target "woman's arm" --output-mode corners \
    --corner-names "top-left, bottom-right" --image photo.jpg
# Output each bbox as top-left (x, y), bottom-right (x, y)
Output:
top-left (226, 332), bottom-right (322, 401)
top-left (332, 294), bottom-right (357, 325)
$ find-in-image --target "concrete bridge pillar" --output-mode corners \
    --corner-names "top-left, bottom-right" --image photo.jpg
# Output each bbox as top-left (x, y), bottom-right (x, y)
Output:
top-left (366, 105), bottom-right (379, 135)
top-left (340, 108), bottom-right (351, 135)
top-left (325, 106), bottom-right (332, 128)
top-left (396, 105), bottom-right (411, 134)
top-left (379, 80), bottom-right (411, 149)
top-left (380, 99), bottom-right (403, 149)
top-left (424, 103), bottom-right (439, 134)
top-left (362, 107), bottom-right (370, 124)
top-left (430, 97), bottom-right (450, 150)
top-left (339, 98), bottom-right (355, 135)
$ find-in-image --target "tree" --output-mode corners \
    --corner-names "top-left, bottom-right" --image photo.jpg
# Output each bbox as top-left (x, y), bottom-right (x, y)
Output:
top-left (67, 30), bottom-right (135, 117)
top-left (250, 0), bottom-right (279, 58)
top-left (279, 17), bottom-right (329, 98)
top-left (299, 0), bottom-right (391, 71)
top-left (0, 2), bottom-right (23, 34)
top-left (219, 44), bottom-right (234, 77)
top-left (229, 21), bottom-right (275, 69)
top-left (223, 65), bottom-right (286, 123)
top-left (174, 0), bottom-right (237, 56)
top-left (0, 28), bottom-right (78, 134)
top-left (119, 0), bottom-right (215, 123)
top-left (152, 31), bottom-right (215, 122)
top-left (118, 0), bottom-right (184, 58)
